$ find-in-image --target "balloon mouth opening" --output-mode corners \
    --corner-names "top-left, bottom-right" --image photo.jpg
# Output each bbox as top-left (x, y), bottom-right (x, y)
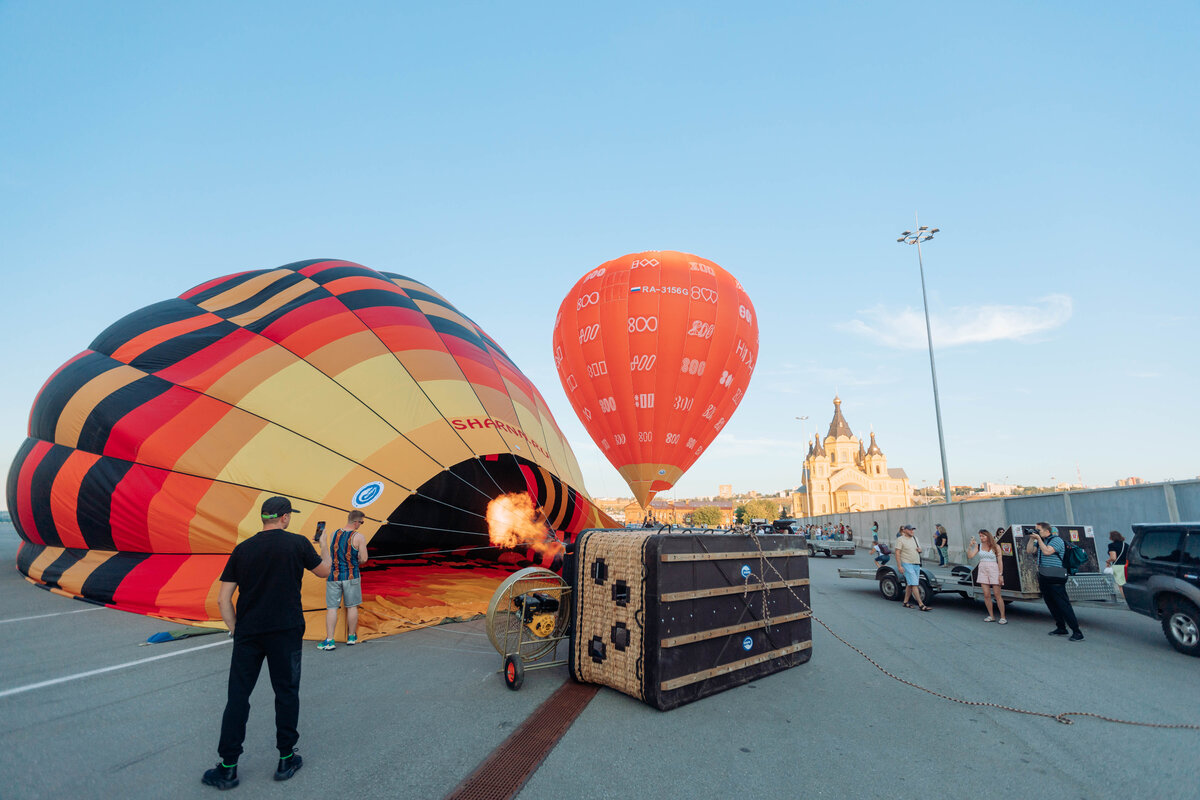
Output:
top-left (364, 454), bottom-right (571, 574)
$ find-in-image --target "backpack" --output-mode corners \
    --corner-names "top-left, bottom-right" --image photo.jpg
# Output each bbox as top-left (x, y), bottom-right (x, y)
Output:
top-left (878, 542), bottom-right (891, 556)
top-left (1063, 539), bottom-right (1088, 575)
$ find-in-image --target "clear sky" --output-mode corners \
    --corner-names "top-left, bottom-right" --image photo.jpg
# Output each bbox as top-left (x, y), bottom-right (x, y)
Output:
top-left (2, 2), bottom-right (1197, 510)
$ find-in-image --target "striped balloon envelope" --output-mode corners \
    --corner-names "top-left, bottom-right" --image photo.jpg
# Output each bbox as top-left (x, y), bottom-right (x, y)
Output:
top-left (6, 259), bottom-right (615, 639)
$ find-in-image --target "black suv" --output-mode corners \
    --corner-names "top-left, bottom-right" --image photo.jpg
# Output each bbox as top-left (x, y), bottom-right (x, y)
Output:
top-left (1124, 523), bottom-right (1200, 656)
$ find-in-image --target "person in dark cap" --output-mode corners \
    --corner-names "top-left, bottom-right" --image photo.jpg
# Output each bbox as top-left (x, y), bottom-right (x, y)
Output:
top-left (202, 496), bottom-right (331, 790)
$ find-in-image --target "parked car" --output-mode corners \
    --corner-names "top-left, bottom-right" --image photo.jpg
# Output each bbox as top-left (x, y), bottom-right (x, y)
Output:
top-left (1124, 523), bottom-right (1200, 656)
top-left (772, 518), bottom-right (802, 534)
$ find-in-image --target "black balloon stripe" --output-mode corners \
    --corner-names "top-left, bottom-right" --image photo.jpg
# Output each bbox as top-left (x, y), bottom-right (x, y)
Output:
top-left (39, 548), bottom-right (86, 589)
top-left (336, 288), bottom-right (421, 313)
top-left (131, 320), bottom-right (241, 374)
top-left (426, 315), bottom-right (491, 353)
top-left (28, 352), bottom-right (114, 442)
top-left (210, 270), bottom-right (308, 317)
top-left (90, 299), bottom-right (211, 356)
top-left (29, 444), bottom-right (73, 547)
top-left (544, 468), bottom-right (564, 525)
top-left (403, 287), bottom-right (458, 311)
top-left (278, 258), bottom-right (332, 272)
top-left (15, 541), bottom-right (43, 576)
top-left (75, 375), bottom-right (174, 456)
top-left (241, 287), bottom-right (331, 334)
top-left (76, 457), bottom-right (133, 550)
top-left (302, 264), bottom-right (384, 285)
top-left (80, 551), bottom-right (150, 605)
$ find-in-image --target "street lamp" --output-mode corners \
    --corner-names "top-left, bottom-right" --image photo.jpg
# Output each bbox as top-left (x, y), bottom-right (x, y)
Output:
top-left (795, 415), bottom-right (810, 517)
top-left (898, 217), bottom-right (952, 505)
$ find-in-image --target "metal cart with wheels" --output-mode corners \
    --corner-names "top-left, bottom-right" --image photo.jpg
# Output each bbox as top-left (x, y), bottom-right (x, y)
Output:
top-left (485, 567), bottom-right (573, 690)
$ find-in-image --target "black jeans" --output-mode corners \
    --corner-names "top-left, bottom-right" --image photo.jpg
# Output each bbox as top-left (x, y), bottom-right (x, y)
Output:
top-left (1039, 577), bottom-right (1080, 633)
top-left (218, 626), bottom-right (304, 762)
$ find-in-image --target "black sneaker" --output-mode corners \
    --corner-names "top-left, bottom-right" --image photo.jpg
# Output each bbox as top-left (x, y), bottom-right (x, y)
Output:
top-left (274, 751), bottom-right (303, 781)
top-left (202, 762), bottom-right (239, 790)
top-left (1048, 628), bottom-right (1069, 636)
top-left (1069, 631), bottom-right (1085, 641)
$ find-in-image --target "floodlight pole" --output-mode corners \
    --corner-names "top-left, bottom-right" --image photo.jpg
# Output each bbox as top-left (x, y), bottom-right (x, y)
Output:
top-left (898, 216), bottom-right (952, 505)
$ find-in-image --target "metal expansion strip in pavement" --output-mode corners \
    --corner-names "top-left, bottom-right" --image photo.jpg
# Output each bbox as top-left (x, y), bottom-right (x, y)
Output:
top-left (444, 679), bottom-right (599, 800)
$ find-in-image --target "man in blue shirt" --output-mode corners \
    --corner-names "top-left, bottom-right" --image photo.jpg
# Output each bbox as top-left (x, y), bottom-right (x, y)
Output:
top-left (1026, 521), bottom-right (1083, 641)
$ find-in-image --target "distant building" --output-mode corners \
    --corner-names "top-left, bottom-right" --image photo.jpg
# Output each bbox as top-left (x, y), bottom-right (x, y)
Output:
top-left (718, 484), bottom-right (732, 498)
top-left (984, 482), bottom-right (1017, 495)
top-left (791, 396), bottom-right (911, 515)
top-left (1116, 477), bottom-right (1145, 487)
top-left (620, 498), bottom-right (736, 527)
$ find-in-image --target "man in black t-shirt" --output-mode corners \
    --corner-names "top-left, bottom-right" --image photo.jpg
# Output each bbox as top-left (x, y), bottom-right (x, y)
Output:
top-left (202, 497), bottom-right (331, 790)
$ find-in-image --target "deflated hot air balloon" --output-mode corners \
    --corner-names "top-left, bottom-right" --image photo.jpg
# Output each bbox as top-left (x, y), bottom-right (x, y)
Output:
top-left (552, 251), bottom-right (758, 507)
top-left (6, 259), bottom-right (614, 639)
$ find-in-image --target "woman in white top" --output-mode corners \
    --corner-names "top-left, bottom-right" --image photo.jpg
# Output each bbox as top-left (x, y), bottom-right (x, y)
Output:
top-left (966, 528), bottom-right (1007, 624)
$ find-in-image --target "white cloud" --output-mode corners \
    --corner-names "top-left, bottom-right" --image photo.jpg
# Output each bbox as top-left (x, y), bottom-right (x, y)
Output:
top-left (840, 294), bottom-right (1073, 349)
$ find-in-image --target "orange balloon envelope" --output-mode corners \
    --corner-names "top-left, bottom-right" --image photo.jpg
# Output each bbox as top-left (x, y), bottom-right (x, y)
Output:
top-left (552, 251), bottom-right (758, 507)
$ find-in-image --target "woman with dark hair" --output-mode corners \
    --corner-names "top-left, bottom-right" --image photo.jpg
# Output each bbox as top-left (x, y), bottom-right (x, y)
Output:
top-left (1106, 530), bottom-right (1130, 596)
top-left (934, 523), bottom-right (949, 566)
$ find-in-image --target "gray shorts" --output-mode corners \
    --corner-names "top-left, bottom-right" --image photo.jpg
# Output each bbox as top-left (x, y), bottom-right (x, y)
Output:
top-left (326, 578), bottom-right (362, 608)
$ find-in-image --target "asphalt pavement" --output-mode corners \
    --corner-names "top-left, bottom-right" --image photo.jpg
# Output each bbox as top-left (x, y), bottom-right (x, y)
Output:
top-left (1, 523), bottom-right (1196, 800)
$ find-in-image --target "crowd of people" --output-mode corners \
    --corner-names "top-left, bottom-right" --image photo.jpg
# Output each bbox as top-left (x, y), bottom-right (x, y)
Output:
top-left (862, 520), bottom-right (1132, 642)
top-left (802, 523), bottom-right (853, 541)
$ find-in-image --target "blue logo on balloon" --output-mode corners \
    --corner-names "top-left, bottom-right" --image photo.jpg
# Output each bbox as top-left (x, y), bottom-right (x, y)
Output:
top-left (742, 636), bottom-right (753, 651)
top-left (353, 481), bottom-right (384, 508)
top-left (740, 564), bottom-right (751, 579)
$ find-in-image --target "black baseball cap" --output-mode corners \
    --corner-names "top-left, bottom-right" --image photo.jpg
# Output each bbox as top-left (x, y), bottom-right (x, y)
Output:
top-left (261, 496), bottom-right (301, 520)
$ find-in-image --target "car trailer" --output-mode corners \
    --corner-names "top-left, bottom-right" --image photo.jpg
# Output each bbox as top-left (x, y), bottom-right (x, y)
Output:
top-left (838, 524), bottom-right (1123, 608)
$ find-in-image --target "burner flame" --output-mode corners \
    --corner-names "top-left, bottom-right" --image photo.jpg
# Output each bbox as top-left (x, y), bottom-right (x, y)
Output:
top-left (487, 493), bottom-right (562, 556)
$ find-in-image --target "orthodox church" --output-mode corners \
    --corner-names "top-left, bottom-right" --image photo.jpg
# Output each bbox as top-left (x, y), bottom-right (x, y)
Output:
top-left (791, 397), bottom-right (911, 515)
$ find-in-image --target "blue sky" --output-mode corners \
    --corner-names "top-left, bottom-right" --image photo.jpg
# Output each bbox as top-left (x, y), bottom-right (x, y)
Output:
top-left (2, 2), bottom-right (1197, 509)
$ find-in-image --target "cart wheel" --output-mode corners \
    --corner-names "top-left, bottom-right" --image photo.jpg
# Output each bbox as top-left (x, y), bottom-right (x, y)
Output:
top-left (835, 553), bottom-right (844, 558)
top-left (824, 549), bottom-right (831, 558)
top-left (504, 655), bottom-right (525, 690)
top-left (879, 573), bottom-right (902, 601)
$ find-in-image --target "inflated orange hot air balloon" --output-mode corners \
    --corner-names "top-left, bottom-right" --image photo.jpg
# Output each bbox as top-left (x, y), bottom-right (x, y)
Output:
top-left (552, 251), bottom-right (758, 507)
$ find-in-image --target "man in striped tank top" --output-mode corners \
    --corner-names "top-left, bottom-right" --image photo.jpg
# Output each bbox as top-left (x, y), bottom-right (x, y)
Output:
top-left (317, 510), bottom-right (369, 650)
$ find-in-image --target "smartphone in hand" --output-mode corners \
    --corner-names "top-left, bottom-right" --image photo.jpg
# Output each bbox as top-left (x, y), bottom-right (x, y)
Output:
top-left (313, 521), bottom-right (326, 542)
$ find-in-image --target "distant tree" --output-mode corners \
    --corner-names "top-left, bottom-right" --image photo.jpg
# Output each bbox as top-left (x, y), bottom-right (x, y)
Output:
top-left (741, 499), bottom-right (780, 523)
top-left (692, 506), bottom-right (723, 527)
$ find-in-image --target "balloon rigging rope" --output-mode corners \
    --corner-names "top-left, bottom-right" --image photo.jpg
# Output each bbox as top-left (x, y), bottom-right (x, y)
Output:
top-left (744, 531), bottom-right (1200, 731)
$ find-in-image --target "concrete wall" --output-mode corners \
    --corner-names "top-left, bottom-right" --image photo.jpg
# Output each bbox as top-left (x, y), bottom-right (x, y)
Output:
top-left (806, 479), bottom-right (1199, 563)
